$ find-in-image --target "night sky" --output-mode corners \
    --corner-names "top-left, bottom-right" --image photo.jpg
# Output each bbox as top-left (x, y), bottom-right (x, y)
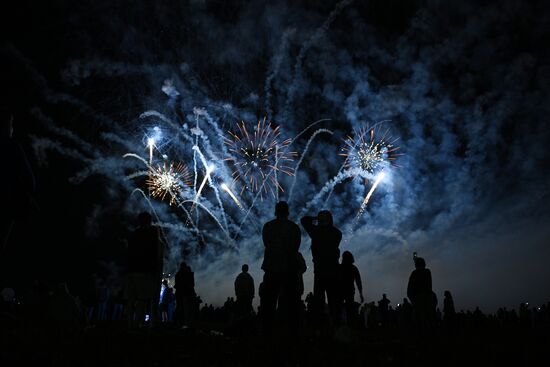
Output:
top-left (2, 0), bottom-right (550, 311)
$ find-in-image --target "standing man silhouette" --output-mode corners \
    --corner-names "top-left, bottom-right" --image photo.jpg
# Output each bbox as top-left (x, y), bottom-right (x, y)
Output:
top-left (301, 210), bottom-right (342, 327)
top-left (407, 255), bottom-right (436, 332)
top-left (124, 212), bottom-right (164, 328)
top-left (174, 262), bottom-right (196, 328)
top-left (234, 264), bottom-right (255, 316)
top-left (340, 251), bottom-right (364, 327)
top-left (261, 201), bottom-right (301, 335)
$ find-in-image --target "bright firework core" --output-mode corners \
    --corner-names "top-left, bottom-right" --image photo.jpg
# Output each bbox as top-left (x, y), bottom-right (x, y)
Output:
top-left (341, 127), bottom-right (400, 175)
top-left (147, 162), bottom-right (191, 205)
top-left (224, 118), bottom-right (296, 197)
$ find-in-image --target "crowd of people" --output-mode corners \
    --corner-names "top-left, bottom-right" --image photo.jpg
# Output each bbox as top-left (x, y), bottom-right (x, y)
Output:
top-left (2, 201), bottom-right (550, 365)
top-left (2, 202), bottom-right (550, 339)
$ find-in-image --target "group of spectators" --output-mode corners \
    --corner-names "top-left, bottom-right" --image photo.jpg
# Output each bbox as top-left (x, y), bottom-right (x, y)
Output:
top-left (2, 201), bottom-right (549, 340)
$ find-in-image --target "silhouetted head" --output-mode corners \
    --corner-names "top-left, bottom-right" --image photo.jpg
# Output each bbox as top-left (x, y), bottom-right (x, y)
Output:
top-left (317, 210), bottom-right (333, 226)
top-left (1, 108), bottom-right (13, 139)
top-left (414, 257), bottom-right (426, 269)
top-left (275, 201), bottom-right (289, 218)
top-left (342, 251), bottom-right (354, 265)
top-left (180, 261), bottom-right (188, 270)
top-left (241, 264), bottom-right (249, 273)
top-left (382, 293), bottom-right (387, 299)
top-left (137, 212), bottom-right (152, 227)
top-left (444, 290), bottom-right (452, 298)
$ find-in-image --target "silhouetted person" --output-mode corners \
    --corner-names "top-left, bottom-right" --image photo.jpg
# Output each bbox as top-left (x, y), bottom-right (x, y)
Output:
top-left (301, 210), bottom-right (342, 327)
top-left (407, 256), bottom-right (436, 332)
top-left (340, 251), bottom-right (364, 327)
top-left (160, 279), bottom-right (175, 322)
top-left (234, 264), bottom-right (255, 317)
top-left (0, 108), bottom-right (36, 254)
top-left (473, 306), bottom-right (485, 328)
top-left (124, 212), bottom-right (164, 328)
top-left (378, 294), bottom-right (391, 327)
top-left (443, 290), bottom-right (456, 327)
top-left (174, 262), bottom-right (196, 328)
top-left (261, 201), bottom-right (301, 335)
top-left (401, 297), bottom-right (413, 328)
top-left (296, 251), bottom-right (307, 299)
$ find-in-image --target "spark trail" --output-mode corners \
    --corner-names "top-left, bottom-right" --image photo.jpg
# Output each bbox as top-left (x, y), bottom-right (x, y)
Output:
top-left (221, 183), bottom-right (243, 210)
top-left (147, 138), bottom-right (155, 164)
top-left (194, 165), bottom-right (214, 205)
top-left (288, 128), bottom-right (334, 202)
top-left (356, 171), bottom-right (386, 218)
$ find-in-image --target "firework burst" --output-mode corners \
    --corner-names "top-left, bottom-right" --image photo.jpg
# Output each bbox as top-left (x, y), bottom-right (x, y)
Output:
top-left (147, 162), bottom-right (192, 205)
top-left (224, 118), bottom-right (296, 197)
top-left (340, 126), bottom-right (401, 176)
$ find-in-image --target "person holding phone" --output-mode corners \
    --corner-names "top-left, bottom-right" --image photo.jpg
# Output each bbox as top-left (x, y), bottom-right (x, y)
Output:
top-left (301, 210), bottom-right (342, 328)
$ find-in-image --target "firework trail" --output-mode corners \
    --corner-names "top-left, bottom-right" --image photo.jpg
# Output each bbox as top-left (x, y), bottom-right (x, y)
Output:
top-left (282, 0), bottom-right (355, 120)
top-left (288, 128), bottom-right (334, 202)
top-left (192, 145), bottom-right (229, 231)
top-left (140, 110), bottom-right (174, 125)
top-left (179, 199), bottom-right (231, 240)
top-left (356, 171), bottom-right (386, 218)
top-left (123, 153), bottom-right (148, 166)
top-left (288, 119), bottom-right (332, 146)
top-left (126, 170), bottom-right (150, 180)
top-left (32, 137), bottom-right (92, 165)
top-left (264, 28), bottom-right (296, 119)
top-left (194, 165), bottom-right (215, 205)
top-left (103, 132), bottom-right (136, 152)
top-left (298, 168), bottom-right (368, 218)
top-left (31, 108), bottom-right (97, 156)
top-left (221, 183), bottom-right (243, 210)
top-left (193, 107), bottom-right (230, 157)
top-left (147, 138), bottom-right (155, 164)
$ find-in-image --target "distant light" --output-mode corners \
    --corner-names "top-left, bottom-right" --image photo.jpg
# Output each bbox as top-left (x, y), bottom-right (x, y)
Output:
top-left (147, 137), bottom-right (156, 147)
